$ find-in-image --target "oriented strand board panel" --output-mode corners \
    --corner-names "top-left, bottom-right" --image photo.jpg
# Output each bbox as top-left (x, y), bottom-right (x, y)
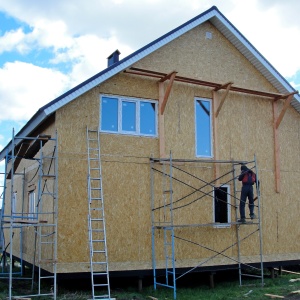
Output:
top-left (134, 21), bottom-right (277, 93)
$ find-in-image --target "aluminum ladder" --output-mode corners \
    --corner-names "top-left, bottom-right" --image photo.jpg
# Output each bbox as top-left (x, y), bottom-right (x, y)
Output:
top-left (86, 128), bottom-right (111, 300)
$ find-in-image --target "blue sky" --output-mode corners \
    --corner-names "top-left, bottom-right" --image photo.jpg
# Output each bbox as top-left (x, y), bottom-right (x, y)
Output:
top-left (0, 0), bottom-right (300, 204)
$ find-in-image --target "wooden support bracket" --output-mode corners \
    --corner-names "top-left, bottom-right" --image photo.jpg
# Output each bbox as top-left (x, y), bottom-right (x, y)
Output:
top-left (160, 71), bottom-right (177, 115)
top-left (272, 101), bottom-right (280, 193)
top-left (214, 81), bottom-right (233, 92)
top-left (215, 82), bottom-right (233, 117)
top-left (275, 92), bottom-right (297, 129)
top-left (159, 82), bottom-right (166, 158)
top-left (272, 91), bottom-right (298, 193)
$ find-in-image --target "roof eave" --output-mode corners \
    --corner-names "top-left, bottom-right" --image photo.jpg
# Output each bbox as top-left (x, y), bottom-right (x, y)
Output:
top-left (0, 110), bottom-right (48, 161)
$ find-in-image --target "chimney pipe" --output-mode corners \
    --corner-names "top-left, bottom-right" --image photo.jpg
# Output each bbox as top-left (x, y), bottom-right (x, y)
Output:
top-left (107, 50), bottom-right (121, 67)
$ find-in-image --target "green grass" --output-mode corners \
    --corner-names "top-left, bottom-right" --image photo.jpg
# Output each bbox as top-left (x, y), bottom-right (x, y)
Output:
top-left (0, 271), bottom-right (299, 299)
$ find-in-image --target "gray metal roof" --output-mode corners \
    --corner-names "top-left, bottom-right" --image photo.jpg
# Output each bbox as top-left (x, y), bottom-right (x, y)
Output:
top-left (0, 5), bottom-right (299, 160)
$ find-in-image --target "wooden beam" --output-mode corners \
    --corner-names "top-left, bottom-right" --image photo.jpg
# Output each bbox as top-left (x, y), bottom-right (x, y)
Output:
top-left (158, 70), bottom-right (177, 82)
top-left (212, 91), bottom-right (220, 185)
top-left (275, 94), bottom-right (294, 129)
top-left (272, 101), bottom-right (281, 193)
top-left (127, 67), bottom-right (292, 99)
top-left (264, 294), bottom-right (284, 299)
top-left (274, 91), bottom-right (298, 101)
top-left (214, 81), bottom-right (233, 91)
top-left (159, 82), bottom-right (166, 158)
top-left (160, 72), bottom-right (177, 115)
top-left (215, 82), bottom-right (233, 117)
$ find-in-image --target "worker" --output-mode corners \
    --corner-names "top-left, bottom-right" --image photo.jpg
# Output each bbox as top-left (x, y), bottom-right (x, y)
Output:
top-left (238, 165), bottom-right (256, 223)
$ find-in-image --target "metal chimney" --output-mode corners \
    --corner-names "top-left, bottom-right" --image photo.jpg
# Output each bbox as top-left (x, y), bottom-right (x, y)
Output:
top-left (107, 50), bottom-right (121, 67)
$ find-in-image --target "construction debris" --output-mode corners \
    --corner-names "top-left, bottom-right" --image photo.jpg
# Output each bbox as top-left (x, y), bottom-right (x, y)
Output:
top-left (264, 294), bottom-right (284, 299)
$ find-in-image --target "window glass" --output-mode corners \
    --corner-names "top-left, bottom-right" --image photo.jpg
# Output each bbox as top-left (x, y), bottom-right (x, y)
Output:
top-left (140, 102), bottom-right (156, 135)
top-left (196, 99), bottom-right (212, 157)
top-left (100, 95), bottom-right (157, 137)
top-left (122, 101), bottom-right (136, 132)
top-left (101, 97), bottom-right (118, 132)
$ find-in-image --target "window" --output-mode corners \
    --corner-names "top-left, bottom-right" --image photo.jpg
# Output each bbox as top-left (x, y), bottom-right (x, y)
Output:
top-left (101, 95), bottom-right (157, 136)
top-left (195, 98), bottom-right (212, 157)
top-left (28, 191), bottom-right (36, 219)
top-left (213, 186), bottom-right (231, 227)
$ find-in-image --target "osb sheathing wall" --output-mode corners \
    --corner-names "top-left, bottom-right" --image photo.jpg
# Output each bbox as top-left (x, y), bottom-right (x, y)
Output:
top-left (7, 20), bottom-right (299, 273)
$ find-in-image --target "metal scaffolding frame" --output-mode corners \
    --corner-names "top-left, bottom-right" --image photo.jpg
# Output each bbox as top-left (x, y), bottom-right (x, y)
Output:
top-left (150, 154), bottom-right (263, 299)
top-left (0, 128), bottom-right (58, 300)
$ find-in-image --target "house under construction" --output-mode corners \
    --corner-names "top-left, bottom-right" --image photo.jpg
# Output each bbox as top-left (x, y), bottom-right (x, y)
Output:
top-left (0, 5), bottom-right (300, 300)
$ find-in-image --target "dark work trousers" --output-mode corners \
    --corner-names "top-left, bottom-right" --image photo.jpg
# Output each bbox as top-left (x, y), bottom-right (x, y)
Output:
top-left (239, 184), bottom-right (254, 219)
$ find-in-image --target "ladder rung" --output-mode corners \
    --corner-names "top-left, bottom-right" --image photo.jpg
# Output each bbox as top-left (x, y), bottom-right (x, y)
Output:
top-left (42, 175), bottom-right (55, 179)
top-left (92, 229), bottom-right (104, 232)
top-left (90, 198), bottom-right (102, 200)
top-left (92, 262), bottom-right (107, 265)
top-left (40, 275), bottom-right (55, 279)
top-left (93, 250), bottom-right (106, 253)
top-left (93, 272), bottom-right (108, 276)
top-left (94, 283), bottom-right (109, 287)
top-left (91, 218), bottom-right (103, 221)
top-left (92, 240), bottom-right (105, 243)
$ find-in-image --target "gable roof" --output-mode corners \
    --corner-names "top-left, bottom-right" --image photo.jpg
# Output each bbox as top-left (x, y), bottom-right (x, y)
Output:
top-left (1, 5), bottom-right (299, 160)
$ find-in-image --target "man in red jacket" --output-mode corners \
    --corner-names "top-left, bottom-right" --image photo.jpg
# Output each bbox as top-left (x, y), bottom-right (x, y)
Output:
top-left (238, 165), bottom-right (256, 223)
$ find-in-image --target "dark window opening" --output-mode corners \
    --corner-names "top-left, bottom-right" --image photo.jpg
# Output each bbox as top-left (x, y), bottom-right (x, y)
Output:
top-left (214, 186), bottom-right (228, 223)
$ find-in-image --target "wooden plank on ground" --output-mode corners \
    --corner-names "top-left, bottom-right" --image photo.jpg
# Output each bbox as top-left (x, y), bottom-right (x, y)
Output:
top-left (265, 294), bottom-right (285, 298)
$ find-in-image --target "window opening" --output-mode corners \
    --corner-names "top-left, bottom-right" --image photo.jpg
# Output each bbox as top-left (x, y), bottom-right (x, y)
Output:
top-left (100, 95), bottom-right (157, 137)
top-left (195, 98), bottom-right (212, 157)
top-left (213, 186), bottom-right (230, 226)
top-left (101, 96), bottom-right (118, 132)
top-left (122, 101), bottom-right (136, 132)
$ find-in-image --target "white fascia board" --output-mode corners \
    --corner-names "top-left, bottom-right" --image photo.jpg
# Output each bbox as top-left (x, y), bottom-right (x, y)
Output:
top-left (211, 14), bottom-right (299, 97)
top-left (0, 111), bottom-right (47, 161)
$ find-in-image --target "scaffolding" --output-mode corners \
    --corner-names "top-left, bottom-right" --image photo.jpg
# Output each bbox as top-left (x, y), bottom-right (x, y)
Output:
top-left (0, 129), bottom-right (58, 299)
top-left (151, 154), bottom-right (263, 299)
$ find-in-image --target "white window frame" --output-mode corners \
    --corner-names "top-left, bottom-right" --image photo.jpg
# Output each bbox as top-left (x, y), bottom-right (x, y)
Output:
top-left (100, 95), bottom-right (158, 137)
top-left (213, 185), bottom-right (231, 228)
top-left (194, 97), bottom-right (213, 158)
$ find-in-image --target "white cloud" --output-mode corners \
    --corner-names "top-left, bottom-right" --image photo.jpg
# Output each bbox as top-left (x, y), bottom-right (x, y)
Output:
top-left (0, 61), bottom-right (70, 121)
top-left (64, 35), bottom-right (133, 84)
top-left (0, 28), bottom-right (29, 54)
top-left (0, 0), bottom-right (299, 127)
top-left (227, 0), bottom-right (300, 78)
